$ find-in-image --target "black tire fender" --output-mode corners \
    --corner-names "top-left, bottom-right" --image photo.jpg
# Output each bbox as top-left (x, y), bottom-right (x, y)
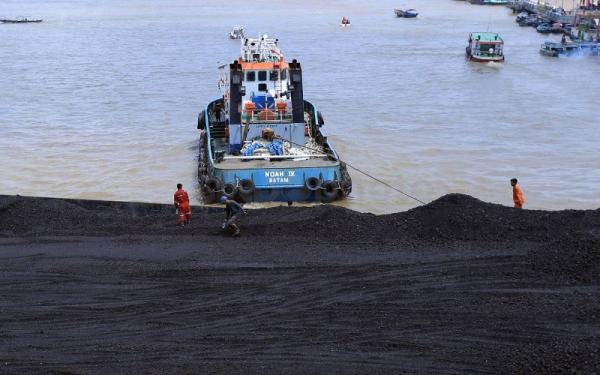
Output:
top-left (205, 178), bottom-right (221, 193)
top-left (198, 110), bottom-right (206, 130)
top-left (238, 179), bottom-right (254, 195)
top-left (305, 176), bottom-right (321, 191)
top-left (321, 180), bottom-right (338, 202)
top-left (317, 111), bottom-right (325, 127)
top-left (223, 183), bottom-right (237, 198)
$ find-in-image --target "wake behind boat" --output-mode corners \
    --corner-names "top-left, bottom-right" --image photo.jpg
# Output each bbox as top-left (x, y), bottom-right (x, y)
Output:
top-left (197, 34), bottom-right (352, 203)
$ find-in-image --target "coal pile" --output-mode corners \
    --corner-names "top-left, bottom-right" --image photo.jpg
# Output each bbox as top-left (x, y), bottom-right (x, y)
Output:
top-left (529, 234), bottom-right (600, 284)
top-left (1, 193), bottom-right (599, 374)
top-left (383, 193), bottom-right (600, 243)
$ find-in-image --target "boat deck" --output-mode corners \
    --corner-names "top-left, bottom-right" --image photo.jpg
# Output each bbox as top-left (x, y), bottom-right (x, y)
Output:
top-left (210, 138), bottom-right (338, 170)
top-left (215, 157), bottom-right (338, 170)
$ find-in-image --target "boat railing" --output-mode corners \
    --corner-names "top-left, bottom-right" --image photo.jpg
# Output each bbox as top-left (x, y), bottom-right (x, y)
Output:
top-left (472, 50), bottom-right (503, 57)
top-left (223, 154), bottom-right (327, 161)
top-left (242, 109), bottom-right (294, 123)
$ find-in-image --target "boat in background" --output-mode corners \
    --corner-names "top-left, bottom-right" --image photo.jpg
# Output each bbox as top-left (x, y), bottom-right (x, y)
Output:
top-left (515, 11), bottom-right (530, 23)
top-left (341, 16), bottom-right (351, 27)
top-left (540, 41), bottom-right (600, 57)
top-left (1, 17), bottom-right (42, 24)
top-left (536, 23), bottom-right (552, 33)
top-left (467, 0), bottom-right (509, 4)
top-left (394, 9), bottom-right (419, 18)
top-left (466, 32), bottom-right (505, 62)
top-left (539, 41), bottom-right (580, 56)
top-left (229, 25), bottom-right (245, 40)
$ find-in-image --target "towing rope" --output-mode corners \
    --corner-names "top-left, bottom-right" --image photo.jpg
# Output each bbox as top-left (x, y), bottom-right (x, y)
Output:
top-left (274, 136), bottom-right (427, 205)
top-left (342, 163), bottom-right (427, 205)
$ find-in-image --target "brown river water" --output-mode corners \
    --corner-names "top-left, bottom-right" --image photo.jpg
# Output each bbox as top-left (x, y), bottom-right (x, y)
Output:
top-left (1, 0), bottom-right (599, 213)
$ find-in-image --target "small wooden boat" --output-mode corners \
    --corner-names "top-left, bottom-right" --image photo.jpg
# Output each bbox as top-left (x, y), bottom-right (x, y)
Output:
top-left (550, 23), bottom-right (564, 33)
top-left (394, 9), bottom-right (418, 18)
top-left (466, 32), bottom-right (505, 62)
top-left (540, 41), bottom-right (600, 57)
top-left (0, 17), bottom-right (42, 24)
top-left (468, 0), bottom-right (509, 4)
top-left (536, 23), bottom-right (552, 33)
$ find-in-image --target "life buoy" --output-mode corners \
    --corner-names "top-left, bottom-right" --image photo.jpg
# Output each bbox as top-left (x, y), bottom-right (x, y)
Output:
top-left (245, 102), bottom-right (256, 116)
top-left (238, 179), bottom-right (254, 195)
top-left (321, 181), bottom-right (339, 202)
top-left (276, 101), bottom-right (287, 113)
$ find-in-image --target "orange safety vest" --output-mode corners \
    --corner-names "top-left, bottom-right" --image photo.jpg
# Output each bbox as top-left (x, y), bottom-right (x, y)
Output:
top-left (174, 189), bottom-right (190, 209)
top-left (513, 185), bottom-right (525, 208)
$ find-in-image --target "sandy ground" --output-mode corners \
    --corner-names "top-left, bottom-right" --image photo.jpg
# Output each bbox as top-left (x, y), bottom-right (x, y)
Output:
top-left (1, 194), bottom-right (599, 374)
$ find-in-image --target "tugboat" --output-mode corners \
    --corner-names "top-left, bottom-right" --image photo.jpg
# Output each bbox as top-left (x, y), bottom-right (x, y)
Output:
top-left (197, 34), bottom-right (352, 203)
top-left (466, 32), bottom-right (505, 62)
top-left (229, 25), bottom-right (244, 40)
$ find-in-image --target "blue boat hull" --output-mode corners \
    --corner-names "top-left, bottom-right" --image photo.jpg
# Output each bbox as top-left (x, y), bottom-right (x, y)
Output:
top-left (210, 165), bottom-right (348, 203)
top-left (197, 99), bottom-right (352, 204)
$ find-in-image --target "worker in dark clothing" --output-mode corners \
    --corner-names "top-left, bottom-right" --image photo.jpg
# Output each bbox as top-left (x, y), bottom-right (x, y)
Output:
top-left (220, 195), bottom-right (245, 237)
top-left (174, 183), bottom-right (191, 226)
top-left (511, 178), bottom-right (525, 209)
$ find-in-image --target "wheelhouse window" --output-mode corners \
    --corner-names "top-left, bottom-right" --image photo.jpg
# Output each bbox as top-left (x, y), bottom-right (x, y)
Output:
top-left (246, 71), bottom-right (255, 81)
top-left (270, 70), bottom-right (279, 81)
top-left (258, 71), bottom-right (267, 81)
top-left (258, 83), bottom-right (268, 92)
top-left (281, 69), bottom-right (287, 80)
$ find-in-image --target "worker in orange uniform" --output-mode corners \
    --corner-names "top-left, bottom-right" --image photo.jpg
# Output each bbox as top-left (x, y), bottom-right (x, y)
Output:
top-left (510, 178), bottom-right (525, 209)
top-left (174, 183), bottom-right (191, 226)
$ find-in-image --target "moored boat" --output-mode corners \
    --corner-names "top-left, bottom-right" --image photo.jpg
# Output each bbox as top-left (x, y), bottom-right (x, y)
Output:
top-left (0, 17), bottom-right (42, 24)
top-left (550, 22), bottom-right (564, 33)
top-left (340, 16), bottom-right (351, 27)
top-left (394, 9), bottom-right (419, 18)
top-left (229, 25), bottom-right (244, 40)
top-left (515, 11), bottom-right (530, 23)
top-left (539, 41), bottom-right (579, 56)
top-left (467, 0), bottom-right (509, 5)
top-left (197, 34), bottom-right (352, 203)
top-left (466, 32), bottom-right (505, 62)
top-left (540, 41), bottom-right (600, 57)
top-left (536, 23), bottom-right (552, 33)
